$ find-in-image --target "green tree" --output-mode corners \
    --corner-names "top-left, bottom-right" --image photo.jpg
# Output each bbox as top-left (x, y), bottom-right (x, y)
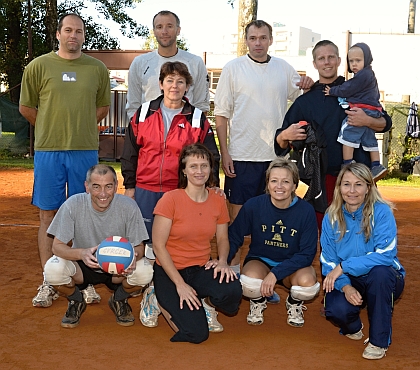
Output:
top-left (143, 30), bottom-right (189, 51)
top-left (0, 0), bottom-right (148, 103)
top-left (0, 1), bottom-right (25, 103)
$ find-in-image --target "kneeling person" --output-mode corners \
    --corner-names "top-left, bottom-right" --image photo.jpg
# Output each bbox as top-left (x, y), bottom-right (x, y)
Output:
top-left (229, 158), bottom-right (320, 326)
top-left (151, 144), bottom-right (242, 343)
top-left (44, 164), bottom-right (153, 328)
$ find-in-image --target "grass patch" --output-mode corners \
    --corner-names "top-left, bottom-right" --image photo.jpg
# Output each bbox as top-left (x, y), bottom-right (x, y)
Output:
top-left (0, 157), bottom-right (121, 171)
top-left (1, 157), bottom-right (419, 187)
top-left (377, 176), bottom-right (420, 187)
top-left (0, 156), bottom-right (34, 168)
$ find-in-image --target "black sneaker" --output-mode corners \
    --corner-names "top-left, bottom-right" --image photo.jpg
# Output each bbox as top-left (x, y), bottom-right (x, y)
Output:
top-left (61, 300), bottom-right (87, 328)
top-left (108, 294), bottom-right (134, 326)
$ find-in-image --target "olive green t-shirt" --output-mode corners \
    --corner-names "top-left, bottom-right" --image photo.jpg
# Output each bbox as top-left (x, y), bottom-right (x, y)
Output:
top-left (20, 51), bottom-right (111, 151)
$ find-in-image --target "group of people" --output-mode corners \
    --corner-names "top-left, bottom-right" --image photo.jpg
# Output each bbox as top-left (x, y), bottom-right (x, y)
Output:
top-left (19, 10), bottom-right (405, 359)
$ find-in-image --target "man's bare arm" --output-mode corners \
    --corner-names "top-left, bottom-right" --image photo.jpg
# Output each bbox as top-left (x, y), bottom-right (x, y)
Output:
top-left (276, 124), bottom-right (307, 149)
top-left (215, 115), bottom-right (235, 178)
top-left (96, 106), bottom-right (110, 123)
top-left (19, 104), bottom-right (37, 126)
top-left (346, 107), bottom-right (386, 132)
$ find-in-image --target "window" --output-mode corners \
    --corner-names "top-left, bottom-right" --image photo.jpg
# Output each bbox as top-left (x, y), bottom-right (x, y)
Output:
top-left (208, 70), bottom-right (222, 90)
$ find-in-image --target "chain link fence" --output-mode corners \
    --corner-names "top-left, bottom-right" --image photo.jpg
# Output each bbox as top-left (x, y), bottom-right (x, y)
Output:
top-left (1, 96), bottom-right (418, 173)
top-left (385, 102), bottom-right (420, 172)
top-left (0, 96), bottom-right (30, 156)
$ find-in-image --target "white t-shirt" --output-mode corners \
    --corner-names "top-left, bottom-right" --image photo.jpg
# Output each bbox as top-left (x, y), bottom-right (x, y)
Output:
top-left (214, 55), bottom-right (302, 162)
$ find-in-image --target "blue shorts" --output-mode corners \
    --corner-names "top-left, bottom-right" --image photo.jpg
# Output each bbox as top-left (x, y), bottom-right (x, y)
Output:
top-left (338, 109), bottom-right (382, 151)
top-left (224, 161), bottom-right (270, 205)
top-left (32, 150), bottom-right (98, 210)
top-left (134, 187), bottom-right (165, 242)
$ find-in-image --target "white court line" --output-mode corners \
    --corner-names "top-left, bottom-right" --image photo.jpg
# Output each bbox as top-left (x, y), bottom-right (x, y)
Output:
top-left (0, 224), bottom-right (39, 228)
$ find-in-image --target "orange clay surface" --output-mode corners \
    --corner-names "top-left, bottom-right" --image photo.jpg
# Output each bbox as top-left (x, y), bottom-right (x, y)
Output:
top-left (1, 168), bottom-right (419, 369)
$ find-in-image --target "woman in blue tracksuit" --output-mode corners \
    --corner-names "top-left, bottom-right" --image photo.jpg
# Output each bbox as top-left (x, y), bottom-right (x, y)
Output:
top-left (320, 163), bottom-right (405, 360)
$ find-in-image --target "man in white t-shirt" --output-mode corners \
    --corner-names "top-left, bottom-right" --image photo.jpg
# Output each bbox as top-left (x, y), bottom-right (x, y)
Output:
top-left (214, 20), bottom-right (313, 299)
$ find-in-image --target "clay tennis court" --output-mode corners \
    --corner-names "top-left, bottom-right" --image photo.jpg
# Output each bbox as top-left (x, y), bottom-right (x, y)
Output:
top-left (1, 168), bottom-right (419, 369)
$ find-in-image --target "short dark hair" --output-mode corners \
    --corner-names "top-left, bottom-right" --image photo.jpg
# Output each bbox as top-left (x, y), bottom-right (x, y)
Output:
top-left (312, 40), bottom-right (339, 60)
top-left (86, 164), bottom-right (117, 184)
top-left (153, 10), bottom-right (180, 28)
top-left (57, 13), bottom-right (86, 33)
top-left (178, 144), bottom-right (215, 189)
top-left (245, 20), bottom-right (272, 39)
top-left (159, 61), bottom-right (193, 86)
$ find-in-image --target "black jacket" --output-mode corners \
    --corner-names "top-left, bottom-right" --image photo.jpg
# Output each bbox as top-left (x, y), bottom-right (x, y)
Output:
top-left (274, 76), bottom-right (392, 176)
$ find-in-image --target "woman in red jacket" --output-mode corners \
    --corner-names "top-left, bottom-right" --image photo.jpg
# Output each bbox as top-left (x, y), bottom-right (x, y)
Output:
top-left (121, 61), bottom-right (220, 328)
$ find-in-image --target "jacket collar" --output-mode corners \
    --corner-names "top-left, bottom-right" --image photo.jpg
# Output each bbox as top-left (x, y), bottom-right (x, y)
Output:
top-left (149, 94), bottom-right (194, 115)
top-left (311, 76), bottom-right (345, 92)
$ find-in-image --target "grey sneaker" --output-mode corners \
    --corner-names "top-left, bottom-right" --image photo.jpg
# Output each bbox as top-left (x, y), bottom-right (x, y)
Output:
top-left (130, 287), bottom-right (144, 298)
top-left (247, 299), bottom-right (267, 325)
top-left (61, 300), bottom-right (87, 328)
top-left (108, 294), bottom-right (134, 326)
top-left (341, 160), bottom-right (356, 169)
top-left (140, 286), bottom-right (160, 327)
top-left (82, 284), bottom-right (101, 304)
top-left (108, 293), bottom-right (134, 326)
top-left (371, 164), bottom-right (388, 181)
top-left (286, 296), bottom-right (307, 327)
top-left (202, 298), bottom-right (223, 333)
top-left (346, 323), bottom-right (364, 340)
top-left (362, 342), bottom-right (387, 360)
top-left (32, 281), bottom-right (59, 308)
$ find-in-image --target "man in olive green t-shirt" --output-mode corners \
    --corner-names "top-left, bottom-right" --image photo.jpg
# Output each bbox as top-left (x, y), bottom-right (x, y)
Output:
top-left (19, 13), bottom-right (111, 309)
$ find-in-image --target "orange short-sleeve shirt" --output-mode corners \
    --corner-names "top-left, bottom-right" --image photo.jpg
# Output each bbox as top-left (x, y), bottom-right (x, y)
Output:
top-left (153, 188), bottom-right (229, 269)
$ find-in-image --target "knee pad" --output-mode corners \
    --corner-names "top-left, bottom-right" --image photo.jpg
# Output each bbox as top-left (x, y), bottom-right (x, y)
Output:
top-left (290, 282), bottom-right (320, 301)
top-left (44, 256), bottom-right (76, 286)
top-left (240, 275), bottom-right (263, 299)
top-left (126, 257), bottom-right (153, 287)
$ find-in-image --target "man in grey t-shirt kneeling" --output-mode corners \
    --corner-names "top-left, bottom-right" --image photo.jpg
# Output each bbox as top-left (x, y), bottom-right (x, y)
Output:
top-left (44, 164), bottom-right (152, 328)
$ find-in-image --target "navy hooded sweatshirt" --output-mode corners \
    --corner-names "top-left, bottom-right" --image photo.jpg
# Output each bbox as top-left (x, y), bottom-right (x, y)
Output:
top-left (327, 42), bottom-right (381, 108)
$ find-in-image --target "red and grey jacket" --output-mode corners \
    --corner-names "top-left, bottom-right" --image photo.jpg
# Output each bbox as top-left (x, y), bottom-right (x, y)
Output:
top-left (121, 95), bottom-right (220, 192)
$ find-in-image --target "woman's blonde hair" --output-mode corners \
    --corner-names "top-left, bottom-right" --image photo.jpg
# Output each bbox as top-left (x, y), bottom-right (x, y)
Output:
top-left (326, 163), bottom-right (393, 241)
top-left (265, 157), bottom-right (299, 197)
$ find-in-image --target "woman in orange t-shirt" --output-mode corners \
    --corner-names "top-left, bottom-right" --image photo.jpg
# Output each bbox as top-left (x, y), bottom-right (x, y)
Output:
top-left (152, 144), bottom-right (242, 343)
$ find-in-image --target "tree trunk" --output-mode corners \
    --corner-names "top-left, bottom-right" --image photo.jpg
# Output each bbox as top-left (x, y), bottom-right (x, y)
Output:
top-left (4, 0), bottom-right (24, 103)
top-left (44, 0), bottom-right (58, 51)
top-left (408, 0), bottom-right (416, 33)
top-left (236, 0), bottom-right (258, 56)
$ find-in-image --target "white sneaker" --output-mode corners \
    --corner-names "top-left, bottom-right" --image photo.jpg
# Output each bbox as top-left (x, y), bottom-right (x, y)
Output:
top-left (82, 284), bottom-right (101, 304)
top-left (32, 281), bottom-right (59, 307)
top-left (202, 298), bottom-right (223, 333)
top-left (362, 342), bottom-right (387, 360)
top-left (286, 295), bottom-right (307, 327)
top-left (247, 299), bottom-right (267, 325)
top-left (346, 323), bottom-right (364, 340)
top-left (140, 286), bottom-right (160, 327)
